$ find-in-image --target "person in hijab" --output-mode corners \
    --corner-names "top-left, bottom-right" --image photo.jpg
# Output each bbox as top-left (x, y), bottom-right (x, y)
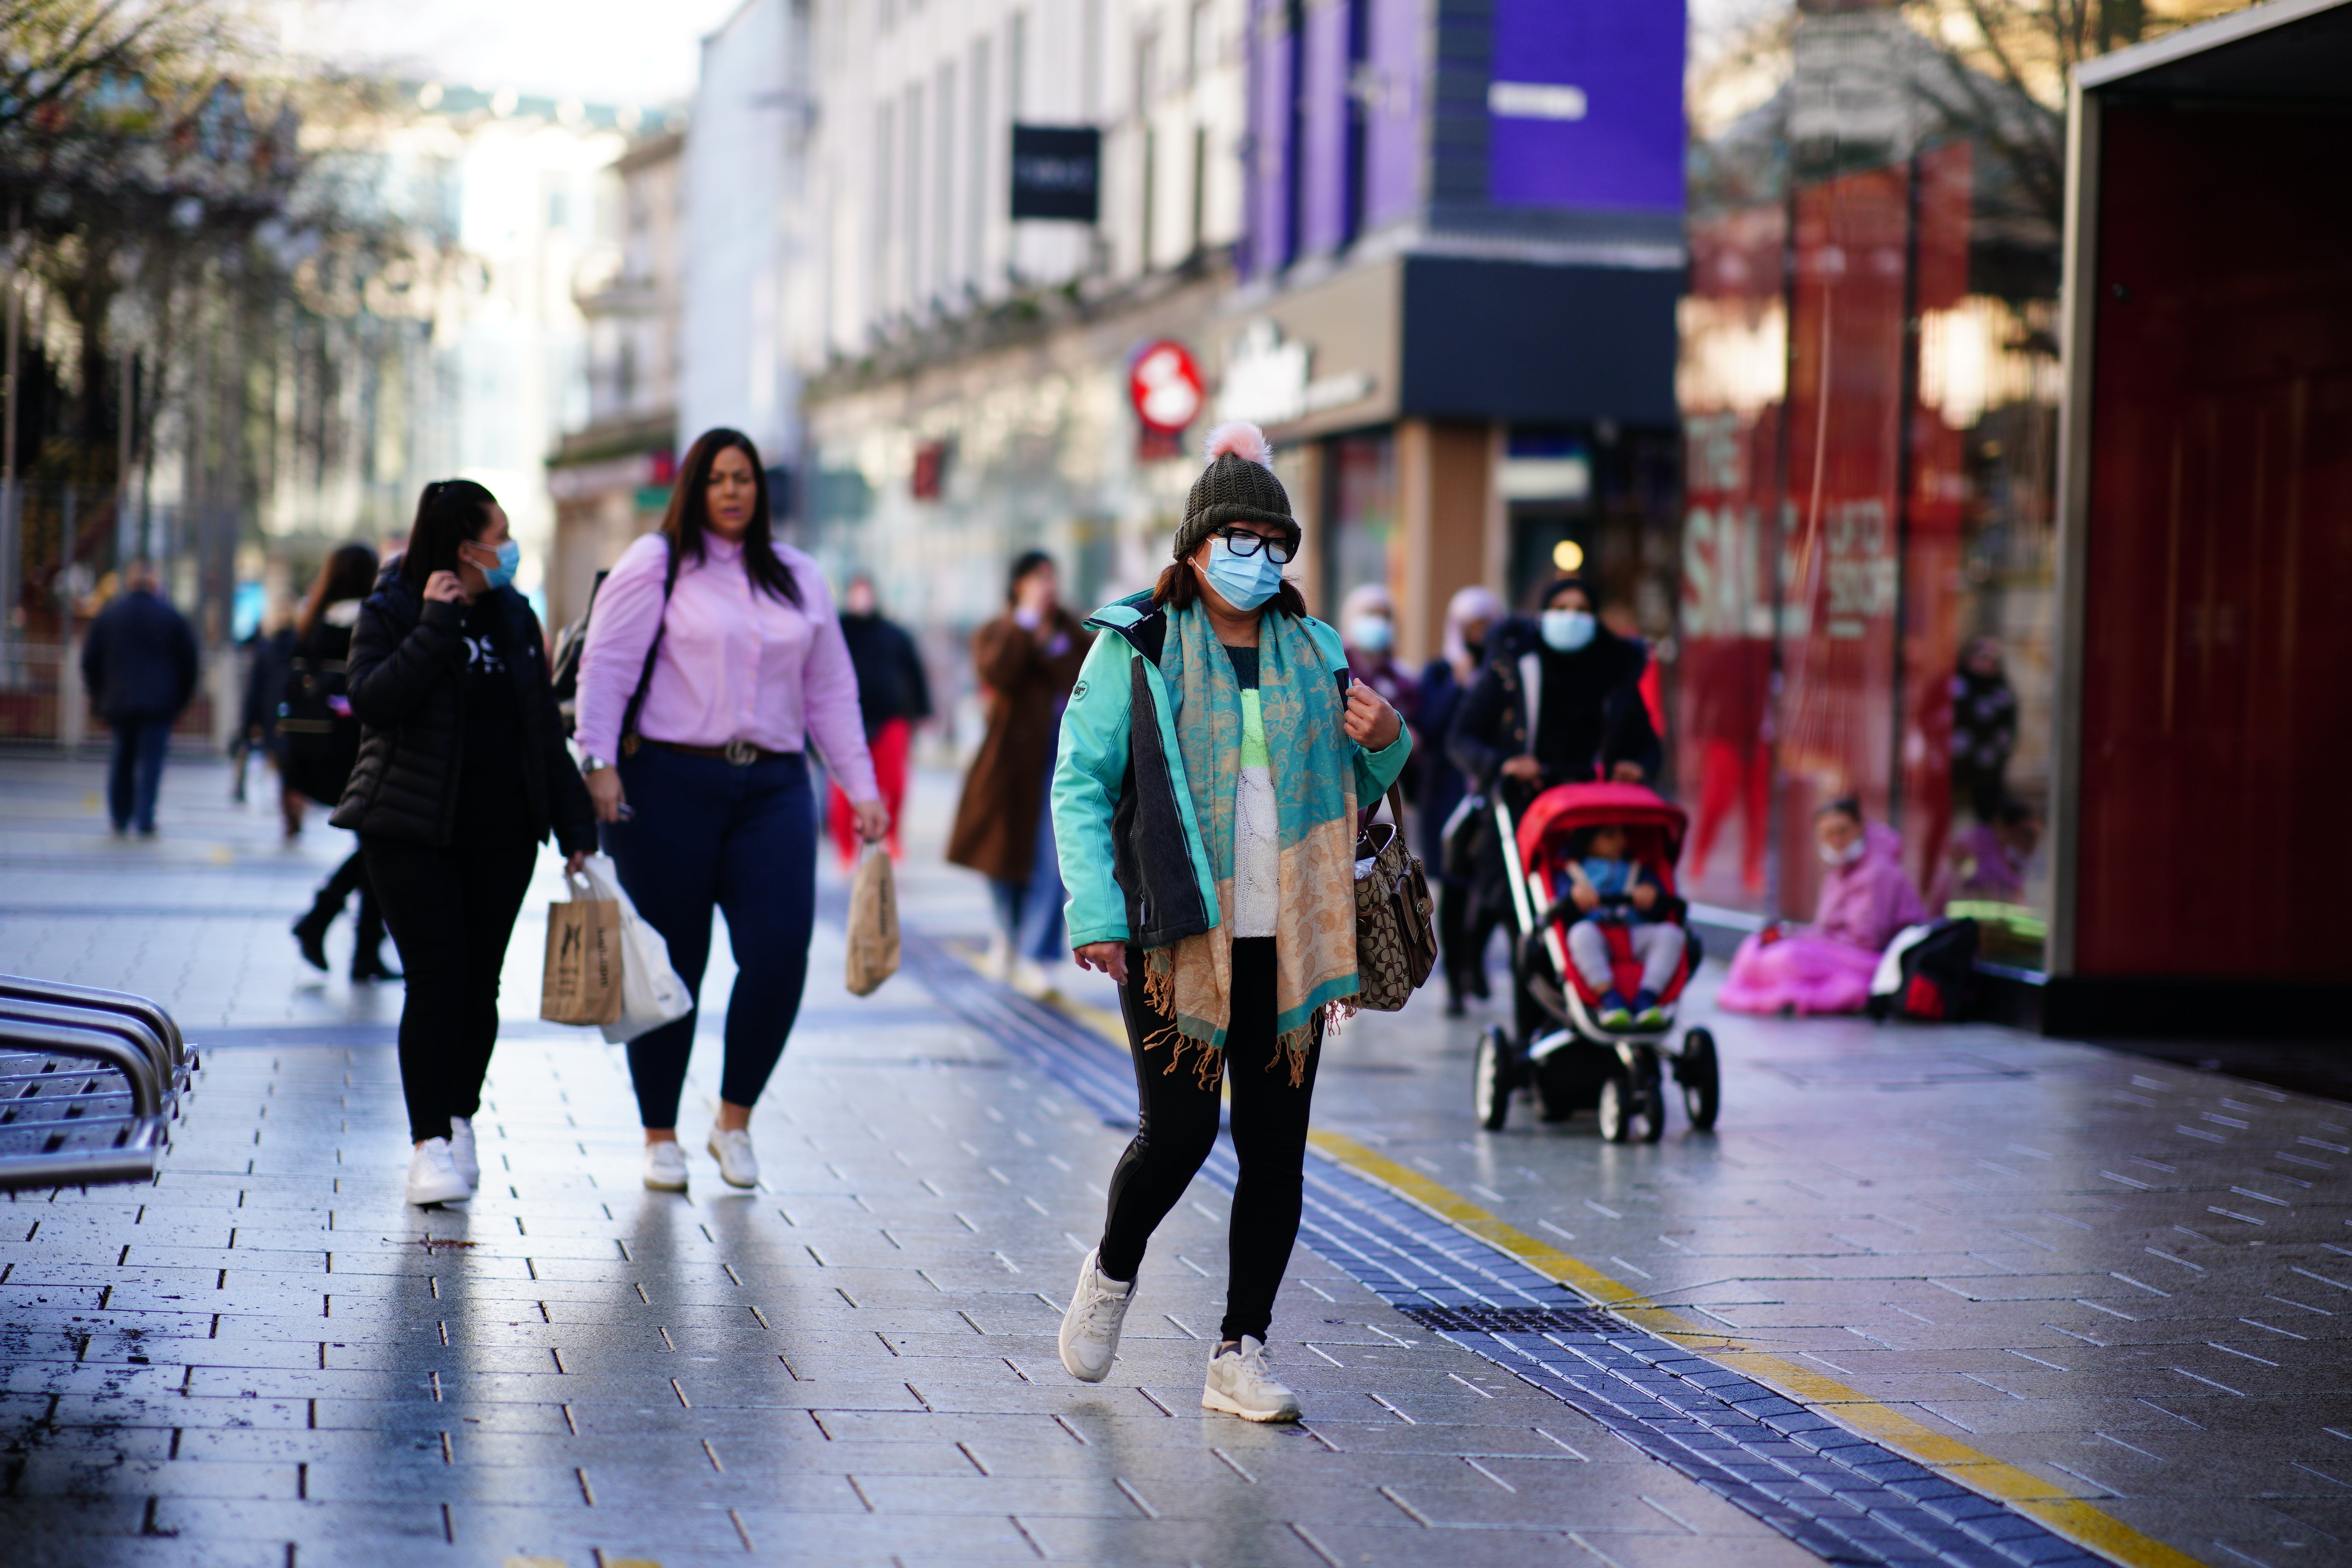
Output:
top-left (1417, 584), bottom-right (1501, 1014)
top-left (1950, 638), bottom-right (2018, 824)
top-left (1717, 797), bottom-right (1926, 1016)
top-left (1446, 573), bottom-right (1653, 806)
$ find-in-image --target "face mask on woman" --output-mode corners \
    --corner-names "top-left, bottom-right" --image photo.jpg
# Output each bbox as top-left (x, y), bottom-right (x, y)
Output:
top-left (1540, 608), bottom-right (1595, 652)
top-left (1818, 835), bottom-right (1866, 867)
top-left (1347, 615), bottom-right (1394, 654)
top-left (469, 538), bottom-right (521, 592)
top-left (1203, 536), bottom-right (1284, 612)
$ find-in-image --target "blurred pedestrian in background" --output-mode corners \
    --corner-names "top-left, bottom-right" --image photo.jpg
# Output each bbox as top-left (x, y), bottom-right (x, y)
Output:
top-left (232, 612), bottom-right (295, 818)
top-left (1929, 797), bottom-right (2040, 911)
top-left (830, 572), bottom-right (931, 865)
top-left (285, 544), bottom-right (399, 982)
top-left (1447, 574), bottom-right (1653, 1002)
top-left (1417, 584), bottom-right (1500, 1015)
top-left (947, 550), bottom-right (1091, 999)
top-left (334, 481), bottom-right (595, 1207)
top-left (577, 429), bottom-right (886, 1195)
top-left (1339, 583), bottom-right (1422, 772)
top-left (1051, 421), bottom-right (1409, 1424)
top-left (1951, 637), bottom-right (2017, 823)
top-left (80, 559), bottom-right (198, 839)
top-left (1717, 797), bottom-right (1926, 1016)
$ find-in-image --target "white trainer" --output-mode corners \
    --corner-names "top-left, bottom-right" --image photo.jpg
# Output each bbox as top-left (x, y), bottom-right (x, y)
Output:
top-left (447, 1116), bottom-right (481, 1189)
top-left (1201, 1336), bottom-right (1301, 1422)
top-left (1057, 1248), bottom-right (1135, 1383)
top-left (706, 1126), bottom-right (759, 1189)
top-left (405, 1138), bottom-right (471, 1207)
top-left (643, 1140), bottom-right (689, 1192)
top-left (1011, 958), bottom-right (1057, 1000)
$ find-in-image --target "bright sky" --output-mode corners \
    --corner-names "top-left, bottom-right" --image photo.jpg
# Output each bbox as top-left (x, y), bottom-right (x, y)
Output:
top-left (278, 0), bottom-right (750, 107)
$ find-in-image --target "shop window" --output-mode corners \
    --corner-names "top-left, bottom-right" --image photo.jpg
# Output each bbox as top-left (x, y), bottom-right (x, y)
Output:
top-left (1320, 429), bottom-right (1395, 612)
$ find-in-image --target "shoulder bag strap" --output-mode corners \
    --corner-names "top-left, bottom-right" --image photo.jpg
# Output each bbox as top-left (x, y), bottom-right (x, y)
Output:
top-left (618, 536), bottom-right (679, 757)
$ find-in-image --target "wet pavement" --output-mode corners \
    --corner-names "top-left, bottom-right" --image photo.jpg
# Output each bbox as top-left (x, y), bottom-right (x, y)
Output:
top-left (0, 753), bottom-right (2346, 1568)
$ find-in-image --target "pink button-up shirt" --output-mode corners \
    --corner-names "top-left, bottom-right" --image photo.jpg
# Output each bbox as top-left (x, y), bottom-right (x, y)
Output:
top-left (575, 533), bottom-right (878, 802)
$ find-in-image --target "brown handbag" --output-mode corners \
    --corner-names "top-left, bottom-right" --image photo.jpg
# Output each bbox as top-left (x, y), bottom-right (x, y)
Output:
top-left (1350, 782), bottom-right (1438, 1011)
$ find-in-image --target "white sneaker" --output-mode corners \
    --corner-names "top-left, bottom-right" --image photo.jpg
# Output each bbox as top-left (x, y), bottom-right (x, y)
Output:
top-left (983, 932), bottom-right (1013, 982)
top-left (706, 1126), bottom-right (759, 1189)
top-left (406, 1139), bottom-right (472, 1207)
top-left (1201, 1336), bottom-right (1301, 1422)
top-left (1011, 958), bottom-right (1057, 1000)
top-left (643, 1140), bottom-right (689, 1192)
top-left (447, 1116), bottom-right (481, 1189)
top-left (1057, 1248), bottom-right (1135, 1383)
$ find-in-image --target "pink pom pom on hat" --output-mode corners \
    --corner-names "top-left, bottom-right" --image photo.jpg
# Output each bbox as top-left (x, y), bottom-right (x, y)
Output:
top-left (1175, 420), bottom-right (1297, 560)
top-left (1202, 419), bottom-right (1274, 469)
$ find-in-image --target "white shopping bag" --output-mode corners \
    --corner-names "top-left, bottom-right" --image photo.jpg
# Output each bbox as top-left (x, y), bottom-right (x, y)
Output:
top-left (579, 853), bottom-right (694, 1044)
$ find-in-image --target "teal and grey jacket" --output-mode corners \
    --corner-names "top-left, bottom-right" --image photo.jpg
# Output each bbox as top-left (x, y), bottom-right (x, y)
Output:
top-left (1051, 591), bottom-right (1416, 951)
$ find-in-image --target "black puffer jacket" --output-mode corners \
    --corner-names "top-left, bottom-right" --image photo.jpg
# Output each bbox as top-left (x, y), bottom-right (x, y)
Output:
top-left (330, 566), bottom-right (596, 853)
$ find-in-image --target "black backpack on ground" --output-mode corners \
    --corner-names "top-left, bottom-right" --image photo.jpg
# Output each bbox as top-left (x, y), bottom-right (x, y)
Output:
top-left (1867, 918), bottom-right (1979, 1022)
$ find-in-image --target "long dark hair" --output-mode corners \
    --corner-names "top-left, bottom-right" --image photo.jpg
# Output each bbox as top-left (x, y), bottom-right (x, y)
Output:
top-left (297, 543), bottom-right (380, 638)
top-left (1152, 559), bottom-right (1308, 620)
top-left (664, 427), bottom-right (800, 606)
top-left (399, 479), bottom-right (499, 594)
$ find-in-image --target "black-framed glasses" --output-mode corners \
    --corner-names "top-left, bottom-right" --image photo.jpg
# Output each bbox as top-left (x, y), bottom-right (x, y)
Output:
top-left (1214, 528), bottom-right (1295, 566)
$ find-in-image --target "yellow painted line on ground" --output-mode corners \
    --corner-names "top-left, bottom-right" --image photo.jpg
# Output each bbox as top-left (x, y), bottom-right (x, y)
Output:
top-left (1015, 971), bottom-right (2207, 1566)
top-left (1306, 1128), bottom-right (2211, 1568)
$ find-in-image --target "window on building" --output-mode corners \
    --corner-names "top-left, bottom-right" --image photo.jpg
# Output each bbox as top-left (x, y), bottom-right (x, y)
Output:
top-left (1082, 0), bottom-right (1102, 120)
top-left (970, 38), bottom-right (992, 284)
top-left (1189, 0), bottom-right (1212, 82)
top-left (936, 63), bottom-right (956, 297)
top-left (904, 84), bottom-right (924, 307)
top-left (1009, 11), bottom-right (1027, 119)
top-left (1141, 125), bottom-right (1157, 271)
top-left (1191, 123), bottom-right (1207, 253)
top-left (1134, 31), bottom-right (1158, 116)
top-left (875, 102), bottom-right (895, 311)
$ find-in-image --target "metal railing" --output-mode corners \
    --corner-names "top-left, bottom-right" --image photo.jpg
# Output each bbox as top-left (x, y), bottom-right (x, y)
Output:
top-left (0, 975), bottom-right (195, 1192)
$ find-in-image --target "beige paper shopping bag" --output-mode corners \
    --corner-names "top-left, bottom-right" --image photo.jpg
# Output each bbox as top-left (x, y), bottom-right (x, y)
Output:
top-left (541, 872), bottom-right (623, 1025)
top-left (844, 846), bottom-right (900, 997)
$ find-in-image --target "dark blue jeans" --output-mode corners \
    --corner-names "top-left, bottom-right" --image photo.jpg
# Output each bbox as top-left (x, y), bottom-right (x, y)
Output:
top-left (107, 715), bottom-right (173, 833)
top-left (601, 746), bottom-right (817, 1130)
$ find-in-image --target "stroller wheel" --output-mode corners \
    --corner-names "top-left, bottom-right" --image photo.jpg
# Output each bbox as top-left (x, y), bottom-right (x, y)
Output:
top-left (1597, 1069), bottom-right (1632, 1142)
top-left (1677, 1028), bottom-right (1720, 1131)
top-left (1634, 1049), bottom-right (1666, 1143)
top-left (1474, 1027), bottom-right (1511, 1132)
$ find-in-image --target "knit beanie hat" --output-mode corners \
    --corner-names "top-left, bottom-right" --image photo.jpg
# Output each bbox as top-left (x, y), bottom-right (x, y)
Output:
top-left (1174, 421), bottom-right (1299, 562)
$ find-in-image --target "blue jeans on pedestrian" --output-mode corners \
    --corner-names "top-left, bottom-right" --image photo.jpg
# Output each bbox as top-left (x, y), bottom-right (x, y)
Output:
top-left (107, 715), bottom-right (173, 833)
top-left (987, 785), bottom-right (1064, 963)
top-left (601, 746), bottom-right (817, 1130)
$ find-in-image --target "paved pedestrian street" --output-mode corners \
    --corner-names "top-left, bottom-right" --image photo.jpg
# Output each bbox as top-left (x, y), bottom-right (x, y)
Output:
top-left (2, 754), bottom-right (2348, 1568)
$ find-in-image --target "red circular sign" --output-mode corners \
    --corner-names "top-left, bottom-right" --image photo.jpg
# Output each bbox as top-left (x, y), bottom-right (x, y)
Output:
top-left (1129, 340), bottom-right (1205, 433)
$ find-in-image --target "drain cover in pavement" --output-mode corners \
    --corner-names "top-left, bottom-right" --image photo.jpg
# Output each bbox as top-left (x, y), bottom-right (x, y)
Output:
top-left (1397, 1305), bottom-right (1639, 1336)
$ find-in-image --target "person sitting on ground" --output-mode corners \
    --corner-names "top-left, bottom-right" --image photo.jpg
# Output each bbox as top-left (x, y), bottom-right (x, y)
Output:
top-left (1716, 796), bottom-right (1926, 1017)
top-left (1561, 824), bottom-right (1685, 1030)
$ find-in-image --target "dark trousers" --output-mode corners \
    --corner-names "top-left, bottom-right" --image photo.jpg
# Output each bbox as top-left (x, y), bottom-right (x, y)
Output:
top-left (364, 833), bottom-right (537, 1144)
top-left (1439, 878), bottom-right (1501, 1001)
top-left (107, 716), bottom-right (173, 833)
top-left (1098, 938), bottom-right (1321, 1344)
top-left (601, 747), bottom-right (817, 1130)
top-left (307, 850), bottom-right (391, 963)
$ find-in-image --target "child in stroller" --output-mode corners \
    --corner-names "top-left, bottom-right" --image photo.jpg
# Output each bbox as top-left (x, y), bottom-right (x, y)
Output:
top-left (1563, 823), bottom-right (1686, 1031)
top-left (1472, 781), bottom-right (1719, 1142)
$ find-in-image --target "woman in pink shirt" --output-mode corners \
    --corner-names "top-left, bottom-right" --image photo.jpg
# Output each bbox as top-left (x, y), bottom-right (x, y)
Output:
top-left (576, 428), bottom-right (888, 1192)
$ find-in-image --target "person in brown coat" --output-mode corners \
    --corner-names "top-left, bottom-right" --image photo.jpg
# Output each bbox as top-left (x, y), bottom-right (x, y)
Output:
top-left (947, 551), bottom-right (1093, 996)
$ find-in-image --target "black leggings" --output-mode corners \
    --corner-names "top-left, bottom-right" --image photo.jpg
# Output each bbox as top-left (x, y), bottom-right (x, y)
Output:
top-left (363, 833), bottom-right (538, 1144)
top-left (1098, 937), bottom-right (1321, 1344)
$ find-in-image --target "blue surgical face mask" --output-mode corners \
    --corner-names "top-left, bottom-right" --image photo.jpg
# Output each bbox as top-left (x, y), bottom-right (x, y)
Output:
top-left (471, 538), bottom-right (521, 592)
top-left (1347, 615), bottom-right (1394, 653)
top-left (1202, 536), bottom-right (1284, 613)
top-left (1541, 608), bottom-right (1595, 652)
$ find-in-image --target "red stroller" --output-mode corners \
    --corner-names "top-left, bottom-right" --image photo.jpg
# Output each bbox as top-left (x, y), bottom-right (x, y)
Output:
top-left (1472, 781), bottom-right (1720, 1142)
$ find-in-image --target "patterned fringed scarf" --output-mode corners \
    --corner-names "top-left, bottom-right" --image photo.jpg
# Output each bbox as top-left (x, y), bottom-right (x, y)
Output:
top-left (1140, 603), bottom-right (1361, 1085)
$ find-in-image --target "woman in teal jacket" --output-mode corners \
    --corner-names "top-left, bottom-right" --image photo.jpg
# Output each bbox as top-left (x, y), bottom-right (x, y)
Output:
top-left (1049, 421), bottom-right (1411, 1422)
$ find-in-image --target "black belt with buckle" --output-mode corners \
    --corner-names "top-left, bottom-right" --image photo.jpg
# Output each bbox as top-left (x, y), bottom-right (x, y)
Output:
top-left (644, 739), bottom-right (797, 766)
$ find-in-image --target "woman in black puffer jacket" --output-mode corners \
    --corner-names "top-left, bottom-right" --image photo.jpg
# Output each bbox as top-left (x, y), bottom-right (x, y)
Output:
top-left (334, 479), bottom-right (595, 1207)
